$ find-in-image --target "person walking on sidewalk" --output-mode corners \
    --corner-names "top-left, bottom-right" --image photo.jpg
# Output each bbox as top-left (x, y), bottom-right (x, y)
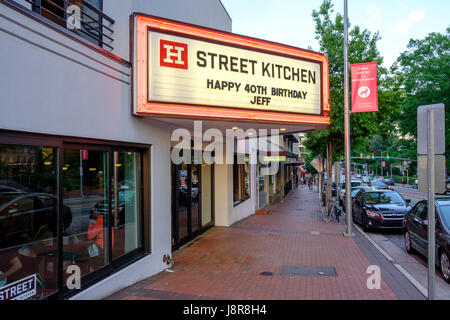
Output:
top-left (308, 176), bottom-right (313, 190)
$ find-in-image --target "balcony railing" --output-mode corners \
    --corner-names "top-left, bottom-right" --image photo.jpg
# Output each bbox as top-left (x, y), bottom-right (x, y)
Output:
top-left (7, 0), bottom-right (114, 50)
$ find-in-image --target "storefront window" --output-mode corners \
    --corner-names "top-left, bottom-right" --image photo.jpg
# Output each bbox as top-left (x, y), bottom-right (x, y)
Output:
top-left (62, 149), bottom-right (109, 280)
top-left (0, 136), bottom-right (146, 300)
top-left (0, 145), bottom-right (58, 299)
top-left (233, 160), bottom-right (250, 204)
top-left (112, 151), bottom-right (142, 259)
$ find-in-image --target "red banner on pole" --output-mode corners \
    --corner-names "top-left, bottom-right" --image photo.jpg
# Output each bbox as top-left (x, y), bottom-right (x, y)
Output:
top-left (351, 62), bottom-right (378, 113)
top-left (81, 149), bottom-right (88, 161)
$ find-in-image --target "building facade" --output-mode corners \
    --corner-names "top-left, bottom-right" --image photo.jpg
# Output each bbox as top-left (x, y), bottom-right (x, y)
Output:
top-left (0, 0), bottom-right (329, 300)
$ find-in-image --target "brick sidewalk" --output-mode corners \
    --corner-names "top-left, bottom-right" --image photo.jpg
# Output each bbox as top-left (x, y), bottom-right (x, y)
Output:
top-left (106, 186), bottom-right (424, 300)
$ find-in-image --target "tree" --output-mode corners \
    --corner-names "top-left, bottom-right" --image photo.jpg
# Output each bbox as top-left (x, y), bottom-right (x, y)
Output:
top-left (395, 27), bottom-right (450, 170)
top-left (304, 0), bottom-right (397, 212)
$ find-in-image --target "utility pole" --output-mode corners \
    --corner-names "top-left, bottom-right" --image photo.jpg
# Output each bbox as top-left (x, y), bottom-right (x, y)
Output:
top-left (427, 108), bottom-right (435, 300)
top-left (343, 0), bottom-right (353, 237)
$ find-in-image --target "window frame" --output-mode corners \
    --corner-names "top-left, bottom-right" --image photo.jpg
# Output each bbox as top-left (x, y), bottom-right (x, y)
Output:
top-left (233, 155), bottom-right (251, 207)
top-left (0, 129), bottom-right (150, 300)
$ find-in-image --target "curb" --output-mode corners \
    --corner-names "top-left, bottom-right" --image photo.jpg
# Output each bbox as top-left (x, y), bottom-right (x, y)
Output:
top-left (353, 224), bottom-right (428, 298)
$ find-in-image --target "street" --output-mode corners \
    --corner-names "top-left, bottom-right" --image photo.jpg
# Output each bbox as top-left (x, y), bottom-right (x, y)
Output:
top-left (351, 184), bottom-right (450, 299)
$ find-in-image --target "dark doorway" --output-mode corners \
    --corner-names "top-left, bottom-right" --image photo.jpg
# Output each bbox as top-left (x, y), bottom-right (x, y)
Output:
top-left (172, 162), bottom-right (214, 249)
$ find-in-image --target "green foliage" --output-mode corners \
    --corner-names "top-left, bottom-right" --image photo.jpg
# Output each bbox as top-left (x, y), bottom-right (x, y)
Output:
top-left (305, 0), bottom-right (398, 159)
top-left (395, 27), bottom-right (450, 169)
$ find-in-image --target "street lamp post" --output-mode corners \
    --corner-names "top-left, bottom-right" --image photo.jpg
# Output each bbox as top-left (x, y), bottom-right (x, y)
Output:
top-left (343, 0), bottom-right (354, 237)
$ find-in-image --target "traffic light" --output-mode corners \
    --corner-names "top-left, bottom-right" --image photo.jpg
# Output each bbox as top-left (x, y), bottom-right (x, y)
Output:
top-left (371, 152), bottom-right (375, 159)
top-left (360, 153), bottom-right (363, 159)
top-left (386, 152), bottom-right (390, 159)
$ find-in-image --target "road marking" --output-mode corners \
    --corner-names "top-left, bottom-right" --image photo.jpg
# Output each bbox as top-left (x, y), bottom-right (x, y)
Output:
top-left (354, 224), bottom-right (428, 298)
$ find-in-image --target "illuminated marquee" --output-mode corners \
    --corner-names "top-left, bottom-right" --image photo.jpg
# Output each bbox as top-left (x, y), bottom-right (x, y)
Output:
top-left (133, 14), bottom-right (330, 125)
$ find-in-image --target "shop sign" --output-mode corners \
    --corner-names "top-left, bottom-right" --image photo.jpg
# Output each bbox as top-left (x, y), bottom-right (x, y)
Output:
top-left (0, 274), bottom-right (36, 300)
top-left (133, 15), bottom-right (330, 125)
top-left (148, 32), bottom-right (322, 114)
top-left (351, 62), bottom-right (378, 113)
top-left (263, 155), bottom-right (286, 162)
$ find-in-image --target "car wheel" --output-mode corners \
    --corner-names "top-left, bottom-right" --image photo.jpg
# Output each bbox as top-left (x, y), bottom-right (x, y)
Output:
top-left (440, 251), bottom-right (450, 283)
top-left (404, 230), bottom-right (415, 254)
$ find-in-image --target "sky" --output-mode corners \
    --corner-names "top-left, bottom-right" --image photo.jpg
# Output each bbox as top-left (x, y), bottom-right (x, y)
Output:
top-left (220, 0), bottom-right (450, 68)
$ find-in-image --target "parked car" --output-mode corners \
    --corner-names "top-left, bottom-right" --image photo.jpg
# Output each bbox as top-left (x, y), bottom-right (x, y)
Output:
top-left (0, 192), bottom-right (72, 249)
top-left (0, 185), bottom-right (23, 193)
top-left (369, 180), bottom-right (390, 190)
top-left (384, 179), bottom-right (395, 186)
top-left (342, 186), bottom-right (373, 212)
top-left (403, 198), bottom-right (450, 283)
top-left (339, 180), bottom-right (366, 206)
top-left (352, 189), bottom-right (412, 231)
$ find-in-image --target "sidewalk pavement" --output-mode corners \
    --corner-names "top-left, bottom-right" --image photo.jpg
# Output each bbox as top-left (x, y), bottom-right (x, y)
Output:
top-left (106, 186), bottom-right (425, 300)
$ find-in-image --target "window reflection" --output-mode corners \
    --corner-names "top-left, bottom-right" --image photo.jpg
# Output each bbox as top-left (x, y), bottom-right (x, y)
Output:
top-left (0, 142), bottom-right (144, 299)
top-left (62, 149), bottom-right (109, 280)
top-left (112, 151), bottom-right (141, 259)
top-left (0, 145), bottom-right (59, 299)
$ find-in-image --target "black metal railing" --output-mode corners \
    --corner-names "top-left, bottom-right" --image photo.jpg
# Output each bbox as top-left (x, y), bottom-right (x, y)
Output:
top-left (12, 0), bottom-right (114, 50)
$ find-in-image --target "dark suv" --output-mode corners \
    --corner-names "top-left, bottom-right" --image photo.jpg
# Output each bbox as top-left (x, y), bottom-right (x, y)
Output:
top-left (352, 189), bottom-right (412, 231)
top-left (403, 198), bottom-right (450, 283)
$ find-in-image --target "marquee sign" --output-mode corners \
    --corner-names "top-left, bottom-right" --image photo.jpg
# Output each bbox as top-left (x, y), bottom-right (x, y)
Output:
top-left (133, 14), bottom-right (330, 125)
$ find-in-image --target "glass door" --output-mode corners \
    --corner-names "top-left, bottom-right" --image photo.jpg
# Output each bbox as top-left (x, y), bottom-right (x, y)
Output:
top-left (201, 164), bottom-right (212, 227)
top-left (172, 161), bottom-right (214, 249)
top-left (174, 164), bottom-right (189, 243)
top-left (190, 165), bottom-right (200, 233)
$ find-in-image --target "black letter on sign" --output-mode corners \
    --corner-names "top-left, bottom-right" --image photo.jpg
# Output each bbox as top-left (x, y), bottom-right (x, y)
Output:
top-left (262, 62), bottom-right (271, 77)
top-left (230, 56), bottom-right (239, 72)
top-left (219, 55), bottom-right (229, 71)
top-left (308, 71), bottom-right (316, 84)
top-left (197, 51), bottom-right (206, 67)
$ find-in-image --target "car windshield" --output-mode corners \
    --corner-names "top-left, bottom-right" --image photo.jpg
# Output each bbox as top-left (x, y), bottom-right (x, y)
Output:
top-left (341, 182), bottom-right (361, 189)
top-left (365, 192), bottom-right (405, 205)
top-left (439, 205), bottom-right (450, 230)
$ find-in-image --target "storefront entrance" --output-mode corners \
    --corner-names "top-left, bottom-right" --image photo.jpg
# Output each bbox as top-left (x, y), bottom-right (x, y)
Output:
top-left (257, 166), bottom-right (267, 209)
top-left (171, 163), bottom-right (214, 249)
